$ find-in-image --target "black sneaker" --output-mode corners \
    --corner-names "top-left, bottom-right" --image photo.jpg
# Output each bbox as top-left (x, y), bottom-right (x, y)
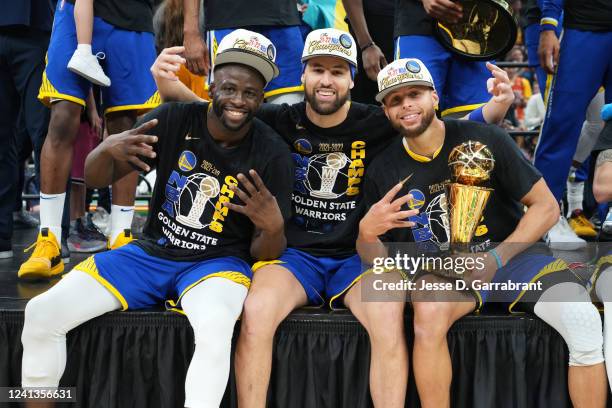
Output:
top-left (13, 210), bottom-right (39, 229)
top-left (0, 239), bottom-right (13, 259)
top-left (67, 215), bottom-right (107, 253)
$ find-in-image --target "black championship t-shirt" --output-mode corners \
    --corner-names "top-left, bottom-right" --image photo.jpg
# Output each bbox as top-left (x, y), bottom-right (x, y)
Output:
top-left (565, 0), bottom-right (612, 32)
top-left (66, 0), bottom-right (154, 33)
top-left (204, 0), bottom-right (301, 30)
top-left (257, 102), bottom-right (397, 257)
top-left (133, 102), bottom-right (293, 262)
top-left (394, 0), bottom-right (432, 38)
top-left (364, 120), bottom-right (542, 253)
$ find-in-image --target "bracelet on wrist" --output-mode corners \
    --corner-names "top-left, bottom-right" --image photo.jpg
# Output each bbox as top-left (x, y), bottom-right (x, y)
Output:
top-left (360, 41), bottom-right (375, 52)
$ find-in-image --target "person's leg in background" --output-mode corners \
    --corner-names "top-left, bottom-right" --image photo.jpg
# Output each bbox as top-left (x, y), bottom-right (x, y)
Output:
top-left (105, 111), bottom-right (138, 249)
top-left (13, 114), bottom-right (40, 229)
top-left (0, 54), bottom-right (19, 258)
top-left (567, 91), bottom-right (605, 237)
top-left (534, 29), bottom-right (612, 250)
top-left (18, 1), bottom-right (97, 278)
top-left (66, 119), bottom-right (107, 254)
top-left (101, 24), bottom-right (160, 249)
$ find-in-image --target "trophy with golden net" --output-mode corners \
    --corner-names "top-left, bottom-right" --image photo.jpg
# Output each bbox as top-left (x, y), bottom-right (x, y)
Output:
top-left (447, 141), bottom-right (494, 249)
top-left (426, 141), bottom-right (495, 280)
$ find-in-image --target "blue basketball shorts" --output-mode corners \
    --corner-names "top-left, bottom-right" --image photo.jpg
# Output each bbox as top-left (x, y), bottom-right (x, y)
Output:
top-left (252, 248), bottom-right (365, 308)
top-left (38, 1), bottom-right (160, 115)
top-left (73, 243), bottom-right (252, 311)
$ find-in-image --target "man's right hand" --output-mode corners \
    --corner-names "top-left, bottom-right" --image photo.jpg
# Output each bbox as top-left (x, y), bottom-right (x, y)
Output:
top-left (538, 30), bottom-right (560, 74)
top-left (422, 0), bottom-right (463, 23)
top-left (359, 182), bottom-right (418, 242)
top-left (183, 32), bottom-right (210, 76)
top-left (103, 119), bottom-right (159, 172)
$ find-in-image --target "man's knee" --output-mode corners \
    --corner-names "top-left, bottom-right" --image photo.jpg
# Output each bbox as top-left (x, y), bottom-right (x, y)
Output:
top-left (22, 294), bottom-right (59, 342)
top-left (412, 302), bottom-right (455, 343)
top-left (537, 301), bottom-right (604, 367)
top-left (240, 290), bottom-right (287, 340)
top-left (353, 301), bottom-right (405, 345)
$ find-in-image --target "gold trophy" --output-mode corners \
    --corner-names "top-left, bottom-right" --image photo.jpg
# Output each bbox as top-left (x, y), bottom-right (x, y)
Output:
top-left (447, 141), bottom-right (494, 249)
top-left (426, 141), bottom-right (495, 280)
top-left (432, 0), bottom-right (517, 61)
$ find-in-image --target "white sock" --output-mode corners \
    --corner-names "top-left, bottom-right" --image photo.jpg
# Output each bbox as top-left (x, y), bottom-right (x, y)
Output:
top-left (566, 179), bottom-right (584, 217)
top-left (110, 205), bottom-right (134, 243)
top-left (40, 193), bottom-right (65, 242)
top-left (76, 44), bottom-right (93, 55)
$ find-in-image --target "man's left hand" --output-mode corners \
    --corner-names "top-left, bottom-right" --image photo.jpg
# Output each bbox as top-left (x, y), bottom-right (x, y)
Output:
top-left (224, 170), bottom-right (284, 234)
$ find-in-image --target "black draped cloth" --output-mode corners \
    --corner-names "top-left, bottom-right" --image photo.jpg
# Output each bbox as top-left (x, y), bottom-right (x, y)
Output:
top-left (2, 309), bottom-right (608, 407)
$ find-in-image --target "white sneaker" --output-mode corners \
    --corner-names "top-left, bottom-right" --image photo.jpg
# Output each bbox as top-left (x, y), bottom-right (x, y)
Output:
top-left (545, 215), bottom-right (587, 251)
top-left (67, 49), bottom-right (111, 87)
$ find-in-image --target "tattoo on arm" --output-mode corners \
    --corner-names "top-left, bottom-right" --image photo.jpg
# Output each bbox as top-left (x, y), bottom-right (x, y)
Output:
top-left (596, 149), bottom-right (612, 167)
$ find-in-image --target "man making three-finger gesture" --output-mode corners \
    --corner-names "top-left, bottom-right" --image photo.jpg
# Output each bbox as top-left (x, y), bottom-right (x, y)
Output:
top-left (20, 30), bottom-right (293, 408)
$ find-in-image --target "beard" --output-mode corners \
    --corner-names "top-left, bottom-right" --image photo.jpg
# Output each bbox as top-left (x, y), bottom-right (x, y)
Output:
top-left (395, 108), bottom-right (436, 138)
top-left (211, 97), bottom-right (254, 132)
top-left (304, 86), bottom-right (350, 115)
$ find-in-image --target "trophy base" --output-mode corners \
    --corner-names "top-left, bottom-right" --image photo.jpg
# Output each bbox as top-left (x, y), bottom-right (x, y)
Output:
top-left (176, 215), bottom-right (204, 229)
top-left (310, 191), bottom-right (339, 199)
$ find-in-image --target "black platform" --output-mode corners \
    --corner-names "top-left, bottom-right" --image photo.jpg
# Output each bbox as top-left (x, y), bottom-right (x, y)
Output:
top-left (1, 229), bottom-right (610, 408)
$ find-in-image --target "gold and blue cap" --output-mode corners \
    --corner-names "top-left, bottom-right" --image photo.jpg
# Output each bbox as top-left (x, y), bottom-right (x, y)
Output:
top-left (375, 58), bottom-right (435, 103)
top-left (214, 29), bottom-right (280, 85)
top-left (301, 28), bottom-right (358, 68)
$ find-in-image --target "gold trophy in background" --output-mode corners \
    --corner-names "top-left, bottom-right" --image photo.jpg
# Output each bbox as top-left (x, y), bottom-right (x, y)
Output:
top-left (447, 141), bottom-right (495, 252)
top-left (432, 0), bottom-right (517, 61)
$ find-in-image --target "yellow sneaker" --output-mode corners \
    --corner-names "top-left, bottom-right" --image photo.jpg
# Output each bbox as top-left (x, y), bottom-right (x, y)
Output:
top-left (18, 228), bottom-right (64, 280)
top-left (108, 229), bottom-right (134, 250)
top-left (568, 210), bottom-right (597, 238)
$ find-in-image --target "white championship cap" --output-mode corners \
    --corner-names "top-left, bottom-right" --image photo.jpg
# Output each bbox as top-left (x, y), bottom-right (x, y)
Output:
top-left (301, 28), bottom-right (357, 67)
top-left (214, 29), bottom-right (280, 85)
top-left (375, 58), bottom-right (435, 103)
